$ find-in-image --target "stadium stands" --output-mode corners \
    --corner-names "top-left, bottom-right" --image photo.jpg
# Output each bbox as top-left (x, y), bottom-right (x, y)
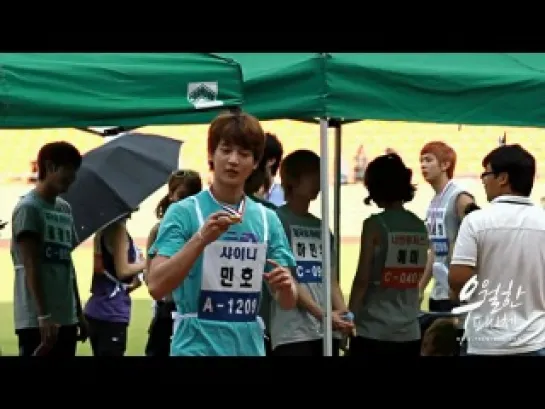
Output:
top-left (0, 128), bottom-right (103, 181)
top-left (1, 120), bottom-right (543, 183)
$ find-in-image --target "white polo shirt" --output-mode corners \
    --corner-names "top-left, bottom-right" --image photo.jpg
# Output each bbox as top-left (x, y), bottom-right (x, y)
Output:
top-left (451, 195), bottom-right (545, 355)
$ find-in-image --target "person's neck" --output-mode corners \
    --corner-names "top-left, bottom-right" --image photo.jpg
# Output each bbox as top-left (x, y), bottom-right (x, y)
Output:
top-left (210, 182), bottom-right (244, 206)
top-left (286, 198), bottom-right (310, 216)
top-left (383, 201), bottom-right (404, 210)
top-left (430, 174), bottom-right (450, 195)
top-left (34, 181), bottom-right (57, 204)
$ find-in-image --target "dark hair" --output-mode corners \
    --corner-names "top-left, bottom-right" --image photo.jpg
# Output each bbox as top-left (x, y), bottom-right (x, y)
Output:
top-left (207, 110), bottom-right (265, 171)
top-left (280, 149), bottom-right (320, 197)
top-left (245, 132), bottom-right (283, 195)
top-left (364, 154), bottom-right (416, 205)
top-left (244, 160), bottom-right (267, 195)
top-left (423, 318), bottom-right (459, 356)
top-left (482, 144), bottom-right (536, 197)
top-left (263, 132), bottom-right (284, 177)
top-left (37, 141), bottom-right (82, 181)
top-left (155, 169), bottom-right (202, 219)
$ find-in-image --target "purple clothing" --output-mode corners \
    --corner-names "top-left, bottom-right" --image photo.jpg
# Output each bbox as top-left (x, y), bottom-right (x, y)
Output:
top-left (84, 233), bottom-right (136, 324)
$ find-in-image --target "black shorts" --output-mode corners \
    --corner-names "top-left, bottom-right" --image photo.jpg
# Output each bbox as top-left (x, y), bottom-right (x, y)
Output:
top-left (85, 315), bottom-right (128, 357)
top-left (145, 301), bottom-right (175, 357)
top-left (16, 324), bottom-right (78, 357)
top-left (428, 298), bottom-right (458, 312)
top-left (272, 339), bottom-right (341, 357)
top-left (349, 336), bottom-right (421, 357)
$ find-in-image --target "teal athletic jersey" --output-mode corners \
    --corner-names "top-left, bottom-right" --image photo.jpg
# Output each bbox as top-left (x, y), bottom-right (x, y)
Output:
top-left (150, 190), bottom-right (295, 356)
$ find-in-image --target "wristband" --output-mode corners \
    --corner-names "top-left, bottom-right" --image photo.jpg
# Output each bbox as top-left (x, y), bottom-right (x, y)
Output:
top-left (342, 312), bottom-right (354, 322)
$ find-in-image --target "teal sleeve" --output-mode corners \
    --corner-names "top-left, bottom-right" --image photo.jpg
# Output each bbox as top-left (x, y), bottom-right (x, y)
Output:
top-left (150, 202), bottom-right (194, 258)
top-left (265, 210), bottom-right (296, 271)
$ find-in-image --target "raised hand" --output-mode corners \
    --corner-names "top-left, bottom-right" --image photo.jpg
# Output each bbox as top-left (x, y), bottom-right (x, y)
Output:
top-left (198, 211), bottom-right (240, 245)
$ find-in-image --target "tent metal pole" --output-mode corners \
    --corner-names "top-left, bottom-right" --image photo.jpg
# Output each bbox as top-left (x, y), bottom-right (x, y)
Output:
top-left (320, 118), bottom-right (333, 357)
top-left (332, 120), bottom-right (342, 286)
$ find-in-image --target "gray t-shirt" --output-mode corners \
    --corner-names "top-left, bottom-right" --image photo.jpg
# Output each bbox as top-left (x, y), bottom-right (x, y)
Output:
top-left (355, 209), bottom-right (428, 342)
top-left (270, 205), bottom-right (336, 350)
top-left (11, 190), bottom-right (78, 330)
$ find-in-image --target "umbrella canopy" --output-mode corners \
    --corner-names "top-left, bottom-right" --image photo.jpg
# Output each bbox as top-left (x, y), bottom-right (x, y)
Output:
top-left (61, 133), bottom-right (182, 246)
top-left (0, 53), bottom-right (244, 128)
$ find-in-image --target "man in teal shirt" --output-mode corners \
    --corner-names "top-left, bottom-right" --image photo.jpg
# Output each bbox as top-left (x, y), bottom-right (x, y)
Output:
top-left (147, 110), bottom-right (298, 356)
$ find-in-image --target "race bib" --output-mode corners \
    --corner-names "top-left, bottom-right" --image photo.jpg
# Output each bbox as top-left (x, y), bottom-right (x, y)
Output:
top-left (43, 209), bottom-right (74, 265)
top-left (427, 207), bottom-right (449, 257)
top-left (198, 241), bottom-right (266, 322)
top-left (291, 225), bottom-right (323, 284)
top-left (381, 232), bottom-right (427, 289)
top-left (431, 238), bottom-right (449, 257)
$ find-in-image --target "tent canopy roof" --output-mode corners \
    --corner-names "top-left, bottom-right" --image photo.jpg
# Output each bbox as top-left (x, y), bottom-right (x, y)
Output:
top-left (3, 53), bottom-right (545, 129)
top-left (220, 53), bottom-right (545, 128)
top-left (0, 53), bottom-right (244, 129)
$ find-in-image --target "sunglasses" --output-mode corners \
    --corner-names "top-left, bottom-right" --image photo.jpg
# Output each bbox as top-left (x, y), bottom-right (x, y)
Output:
top-left (480, 171), bottom-right (497, 180)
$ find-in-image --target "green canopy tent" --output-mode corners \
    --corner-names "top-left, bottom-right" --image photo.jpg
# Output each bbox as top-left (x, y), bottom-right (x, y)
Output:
top-left (326, 53), bottom-right (545, 126)
top-left (219, 52), bottom-right (545, 355)
top-left (216, 53), bottom-right (326, 120)
top-left (4, 52), bottom-right (545, 356)
top-left (0, 53), bottom-right (244, 128)
top-left (220, 53), bottom-right (545, 125)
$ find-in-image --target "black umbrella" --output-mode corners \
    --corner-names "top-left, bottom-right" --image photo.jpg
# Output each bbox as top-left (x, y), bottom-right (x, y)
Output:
top-left (62, 132), bottom-right (182, 247)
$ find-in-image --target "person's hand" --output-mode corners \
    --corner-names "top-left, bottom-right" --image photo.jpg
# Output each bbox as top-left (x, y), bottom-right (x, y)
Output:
top-left (332, 310), bottom-right (355, 335)
top-left (136, 247), bottom-right (146, 264)
top-left (197, 211), bottom-right (239, 245)
top-left (76, 314), bottom-right (89, 343)
top-left (448, 288), bottom-right (458, 303)
top-left (38, 315), bottom-right (59, 350)
top-left (125, 275), bottom-right (143, 294)
top-left (264, 259), bottom-right (294, 293)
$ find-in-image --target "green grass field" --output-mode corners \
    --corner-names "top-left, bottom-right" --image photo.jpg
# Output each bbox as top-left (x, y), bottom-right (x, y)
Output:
top-left (0, 247), bottom-right (151, 356)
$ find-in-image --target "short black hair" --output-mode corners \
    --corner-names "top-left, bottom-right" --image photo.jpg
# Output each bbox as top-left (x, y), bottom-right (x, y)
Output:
top-left (37, 141), bottom-right (82, 181)
top-left (263, 132), bottom-right (283, 176)
top-left (364, 153), bottom-right (416, 205)
top-left (482, 144), bottom-right (535, 197)
top-left (280, 149), bottom-right (320, 197)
